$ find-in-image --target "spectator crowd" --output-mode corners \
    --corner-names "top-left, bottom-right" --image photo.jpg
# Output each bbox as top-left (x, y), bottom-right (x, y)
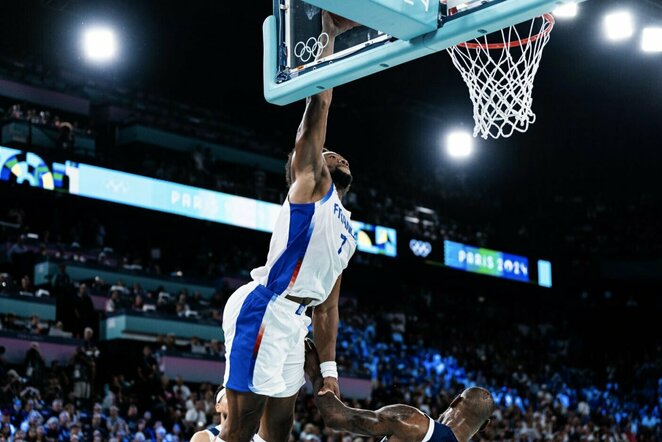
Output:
top-left (0, 52), bottom-right (660, 442)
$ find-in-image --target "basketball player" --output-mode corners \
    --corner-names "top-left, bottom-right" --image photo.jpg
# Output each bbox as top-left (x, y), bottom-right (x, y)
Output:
top-left (191, 386), bottom-right (228, 442)
top-left (221, 11), bottom-right (359, 442)
top-left (305, 340), bottom-right (496, 442)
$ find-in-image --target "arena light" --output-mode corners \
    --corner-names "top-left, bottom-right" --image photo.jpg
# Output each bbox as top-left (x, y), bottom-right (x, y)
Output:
top-left (603, 11), bottom-right (634, 41)
top-left (641, 27), bottom-right (662, 53)
top-left (445, 131), bottom-right (473, 160)
top-left (82, 27), bottom-right (118, 62)
top-left (553, 2), bottom-right (578, 19)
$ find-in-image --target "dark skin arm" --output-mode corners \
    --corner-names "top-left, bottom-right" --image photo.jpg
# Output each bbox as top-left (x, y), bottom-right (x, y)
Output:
top-left (289, 12), bottom-right (358, 204)
top-left (312, 274), bottom-right (342, 396)
top-left (304, 340), bottom-right (430, 440)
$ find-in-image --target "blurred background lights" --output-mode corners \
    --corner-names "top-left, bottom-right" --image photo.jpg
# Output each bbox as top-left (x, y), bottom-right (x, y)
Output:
top-left (82, 27), bottom-right (117, 62)
top-left (553, 2), bottom-right (578, 19)
top-left (641, 27), bottom-right (662, 53)
top-left (603, 11), bottom-right (635, 41)
top-left (446, 131), bottom-right (474, 160)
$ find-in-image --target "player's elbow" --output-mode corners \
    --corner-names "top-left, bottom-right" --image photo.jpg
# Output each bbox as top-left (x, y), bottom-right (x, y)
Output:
top-left (316, 399), bottom-right (344, 429)
top-left (312, 306), bottom-right (326, 320)
top-left (313, 302), bottom-right (338, 318)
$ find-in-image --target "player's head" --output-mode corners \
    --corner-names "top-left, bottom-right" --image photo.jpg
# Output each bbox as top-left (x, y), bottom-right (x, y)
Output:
top-left (322, 148), bottom-right (352, 194)
top-left (214, 386), bottom-right (228, 424)
top-left (439, 387), bottom-right (495, 438)
top-left (285, 148), bottom-right (353, 196)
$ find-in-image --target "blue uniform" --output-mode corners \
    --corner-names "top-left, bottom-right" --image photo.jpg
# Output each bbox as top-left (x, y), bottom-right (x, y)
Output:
top-left (204, 425), bottom-right (223, 442)
top-left (380, 418), bottom-right (459, 442)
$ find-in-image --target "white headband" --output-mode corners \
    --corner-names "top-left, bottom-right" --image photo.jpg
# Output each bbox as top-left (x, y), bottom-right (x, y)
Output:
top-left (323, 150), bottom-right (338, 156)
top-left (215, 388), bottom-right (227, 404)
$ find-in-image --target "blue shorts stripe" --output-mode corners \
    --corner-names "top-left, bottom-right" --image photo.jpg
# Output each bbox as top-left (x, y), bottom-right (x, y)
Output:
top-left (226, 285), bottom-right (273, 392)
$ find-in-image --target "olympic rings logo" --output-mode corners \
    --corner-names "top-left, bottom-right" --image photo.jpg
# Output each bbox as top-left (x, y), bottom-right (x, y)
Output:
top-left (105, 179), bottom-right (129, 193)
top-left (409, 239), bottom-right (432, 258)
top-left (294, 32), bottom-right (329, 63)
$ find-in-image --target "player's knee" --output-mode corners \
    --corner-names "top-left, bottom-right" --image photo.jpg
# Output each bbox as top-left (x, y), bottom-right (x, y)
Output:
top-left (275, 411), bottom-right (294, 428)
top-left (265, 414), bottom-right (294, 441)
top-left (222, 421), bottom-right (260, 442)
top-left (223, 428), bottom-right (257, 442)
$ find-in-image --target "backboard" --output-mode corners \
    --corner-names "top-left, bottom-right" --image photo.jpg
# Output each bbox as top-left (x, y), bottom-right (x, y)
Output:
top-left (264, 0), bottom-right (588, 106)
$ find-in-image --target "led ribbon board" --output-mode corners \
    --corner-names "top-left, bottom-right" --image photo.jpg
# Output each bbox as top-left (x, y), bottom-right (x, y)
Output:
top-left (353, 221), bottom-right (397, 257)
top-left (0, 146), bottom-right (396, 257)
top-left (444, 240), bottom-right (529, 283)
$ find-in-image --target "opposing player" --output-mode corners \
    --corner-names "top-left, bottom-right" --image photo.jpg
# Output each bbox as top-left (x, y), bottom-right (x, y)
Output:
top-left (305, 340), bottom-right (496, 442)
top-left (191, 386), bottom-right (228, 442)
top-left (221, 11), bottom-right (359, 442)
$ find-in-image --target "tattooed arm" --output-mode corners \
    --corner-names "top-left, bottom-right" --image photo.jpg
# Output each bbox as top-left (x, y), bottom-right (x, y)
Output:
top-left (317, 393), bottom-right (430, 439)
top-left (304, 339), bottom-right (430, 439)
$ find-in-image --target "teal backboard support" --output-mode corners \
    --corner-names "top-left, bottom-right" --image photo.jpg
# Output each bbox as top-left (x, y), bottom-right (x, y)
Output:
top-left (264, 0), bottom-right (588, 106)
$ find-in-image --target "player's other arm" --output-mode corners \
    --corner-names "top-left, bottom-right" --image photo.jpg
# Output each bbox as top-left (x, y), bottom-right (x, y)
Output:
top-left (304, 340), bottom-right (429, 439)
top-left (320, 397), bottom-right (430, 440)
top-left (291, 13), bottom-right (357, 201)
top-left (312, 275), bottom-right (342, 395)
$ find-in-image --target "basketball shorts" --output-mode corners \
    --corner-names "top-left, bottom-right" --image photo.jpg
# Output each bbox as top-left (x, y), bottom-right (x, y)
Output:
top-left (222, 281), bottom-right (311, 397)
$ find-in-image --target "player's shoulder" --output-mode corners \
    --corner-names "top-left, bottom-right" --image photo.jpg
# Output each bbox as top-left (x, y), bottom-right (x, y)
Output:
top-left (190, 430), bottom-right (209, 442)
top-left (190, 427), bottom-right (217, 442)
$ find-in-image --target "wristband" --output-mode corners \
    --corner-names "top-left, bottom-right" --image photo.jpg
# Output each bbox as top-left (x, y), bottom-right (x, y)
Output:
top-left (320, 361), bottom-right (338, 379)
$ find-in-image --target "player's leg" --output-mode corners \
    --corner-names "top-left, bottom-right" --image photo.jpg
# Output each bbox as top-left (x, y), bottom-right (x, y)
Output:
top-left (221, 389), bottom-right (267, 442)
top-left (258, 303), bottom-right (311, 442)
top-left (258, 394), bottom-right (298, 442)
top-left (222, 284), bottom-right (302, 441)
top-left (221, 282), bottom-right (271, 442)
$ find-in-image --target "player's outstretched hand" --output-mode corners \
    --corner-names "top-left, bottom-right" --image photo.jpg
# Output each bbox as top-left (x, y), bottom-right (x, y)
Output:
top-left (322, 10), bottom-right (360, 37)
top-left (305, 338), bottom-right (342, 398)
top-left (321, 377), bottom-right (340, 398)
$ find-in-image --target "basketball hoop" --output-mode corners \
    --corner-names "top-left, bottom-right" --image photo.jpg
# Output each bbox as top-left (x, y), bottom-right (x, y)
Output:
top-left (447, 14), bottom-right (555, 139)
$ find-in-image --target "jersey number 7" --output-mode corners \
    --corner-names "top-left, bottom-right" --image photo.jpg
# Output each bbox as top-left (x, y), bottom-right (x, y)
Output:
top-left (337, 233), bottom-right (348, 255)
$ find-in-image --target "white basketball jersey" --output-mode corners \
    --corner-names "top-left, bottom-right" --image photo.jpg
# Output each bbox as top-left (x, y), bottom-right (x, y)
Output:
top-left (250, 183), bottom-right (356, 305)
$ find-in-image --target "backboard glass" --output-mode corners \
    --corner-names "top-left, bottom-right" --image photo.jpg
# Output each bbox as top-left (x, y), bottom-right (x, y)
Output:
top-left (264, 0), bottom-right (588, 106)
top-left (281, 0), bottom-right (389, 81)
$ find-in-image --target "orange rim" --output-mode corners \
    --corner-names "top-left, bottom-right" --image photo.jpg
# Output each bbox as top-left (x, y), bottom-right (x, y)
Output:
top-left (458, 13), bottom-right (555, 50)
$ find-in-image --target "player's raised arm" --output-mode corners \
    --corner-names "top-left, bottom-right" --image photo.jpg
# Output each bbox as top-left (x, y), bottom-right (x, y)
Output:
top-left (290, 12), bottom-right (358, 202)
top-left (304, 339), bottom-right (430, 439)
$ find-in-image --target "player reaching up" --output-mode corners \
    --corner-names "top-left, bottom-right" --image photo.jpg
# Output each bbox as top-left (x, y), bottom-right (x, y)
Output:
top-left (221, 11), bottom-right (359, 442)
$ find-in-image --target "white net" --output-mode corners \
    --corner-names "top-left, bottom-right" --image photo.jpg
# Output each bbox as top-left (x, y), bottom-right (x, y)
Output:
top-left (447, 14), bottom-right (555, 139)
